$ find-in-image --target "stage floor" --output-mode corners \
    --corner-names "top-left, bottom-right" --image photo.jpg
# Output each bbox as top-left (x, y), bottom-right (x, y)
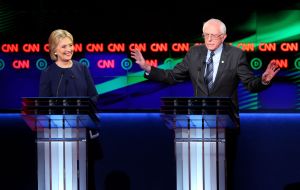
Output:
top-left (0, 112), bottom-right (300, 190)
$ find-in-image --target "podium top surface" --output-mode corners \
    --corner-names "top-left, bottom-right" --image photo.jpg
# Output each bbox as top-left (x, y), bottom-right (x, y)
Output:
top-left (22, 97), bottom-right (97, 111)
top-left (160, 97), bottom-right (239, 128)
top-left (160, 97), bottom-right (237, 112)
top-left (21, 97), bottom-right (100, 129)
top-left (22, 96), bottom-right (96, 104)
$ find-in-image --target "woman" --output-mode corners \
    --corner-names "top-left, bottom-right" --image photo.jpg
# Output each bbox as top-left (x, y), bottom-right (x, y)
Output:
top-left (39, 29), bottom-right (98, 103)
top-left (39, 29), bottom-right (101, 190)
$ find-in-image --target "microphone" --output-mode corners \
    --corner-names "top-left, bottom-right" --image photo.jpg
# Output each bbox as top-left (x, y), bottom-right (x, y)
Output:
top-left (195, 67), bottom-right (202, 97)
top-left (195, 60), bottom-right (206, 97)
top-left (65, 79), bottom-right (69, 96)
top-left (56, 71), bottom-right (64, 96)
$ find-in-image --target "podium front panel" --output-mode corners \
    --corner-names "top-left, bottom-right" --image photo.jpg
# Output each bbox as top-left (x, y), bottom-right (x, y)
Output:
top-left (160, 97), bottom-right (237, 190)
top-left (37, 128), bottom-right (87, 190)
top-left (22, 97), bottom-right (99, 190)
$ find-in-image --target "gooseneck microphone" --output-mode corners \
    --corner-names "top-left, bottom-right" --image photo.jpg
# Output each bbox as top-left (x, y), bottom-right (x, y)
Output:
top-left (195, 60), bottom-right (206, 97)
top-left (195, 68), bottom-right (200, 97)
top-left (56, 71), bottom-right (64, 96)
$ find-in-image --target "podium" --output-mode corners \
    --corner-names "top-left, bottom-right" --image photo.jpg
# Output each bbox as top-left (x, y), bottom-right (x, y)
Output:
top-left (160, 97), bottom-right (239, 190)
top-left (21, 97), bottom-right (100, 190)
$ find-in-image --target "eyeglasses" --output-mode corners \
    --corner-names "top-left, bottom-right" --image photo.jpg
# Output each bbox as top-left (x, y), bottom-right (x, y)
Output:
top-left (202, 33), bottom-right (223, 40)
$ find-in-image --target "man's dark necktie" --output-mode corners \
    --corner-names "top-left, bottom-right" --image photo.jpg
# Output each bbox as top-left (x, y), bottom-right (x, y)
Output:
top-left (205, 51), bottom-right (215, 91)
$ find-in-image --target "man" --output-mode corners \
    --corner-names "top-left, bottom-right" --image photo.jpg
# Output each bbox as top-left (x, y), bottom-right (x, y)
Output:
top-left (131, 18), bottom-right (280, 189)
top-left (130, 18), bottom-right (280, 112)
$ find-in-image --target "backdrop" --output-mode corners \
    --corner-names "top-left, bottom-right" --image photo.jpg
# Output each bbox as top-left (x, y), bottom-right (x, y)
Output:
top-left (0, 0), bottom-right (299, 112)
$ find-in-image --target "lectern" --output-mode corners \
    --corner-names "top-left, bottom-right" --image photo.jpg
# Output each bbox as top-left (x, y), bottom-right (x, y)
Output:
top-left (21, 97), bottom-right (100, 190)
top-left (160, 97), bottom-right (239, 190)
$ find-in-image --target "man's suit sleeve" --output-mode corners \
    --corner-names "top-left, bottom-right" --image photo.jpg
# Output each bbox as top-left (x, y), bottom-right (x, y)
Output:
top-left (237, 51), bottom-right (270, 92)
top-left (144, 48), bottom-right (196, 84)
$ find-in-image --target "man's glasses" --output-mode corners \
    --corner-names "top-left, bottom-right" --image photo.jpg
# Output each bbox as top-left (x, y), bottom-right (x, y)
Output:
top-left (202, 33), bottom-right (223, 40)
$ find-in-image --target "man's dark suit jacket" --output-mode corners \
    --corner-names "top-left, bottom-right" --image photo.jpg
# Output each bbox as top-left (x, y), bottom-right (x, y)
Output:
top-left (145, 43), bottom-right (270, 111)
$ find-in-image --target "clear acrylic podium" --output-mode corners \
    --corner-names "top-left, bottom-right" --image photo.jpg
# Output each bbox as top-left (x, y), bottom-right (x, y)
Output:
top-left (21, 97), bottom-right (100, 190)
top-left (160, 97), bottom-right (239, 190)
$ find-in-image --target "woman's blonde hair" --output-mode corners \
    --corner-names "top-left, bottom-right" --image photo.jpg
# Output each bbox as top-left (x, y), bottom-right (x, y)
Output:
top-left (48, 29), bottom-right (73, 61)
